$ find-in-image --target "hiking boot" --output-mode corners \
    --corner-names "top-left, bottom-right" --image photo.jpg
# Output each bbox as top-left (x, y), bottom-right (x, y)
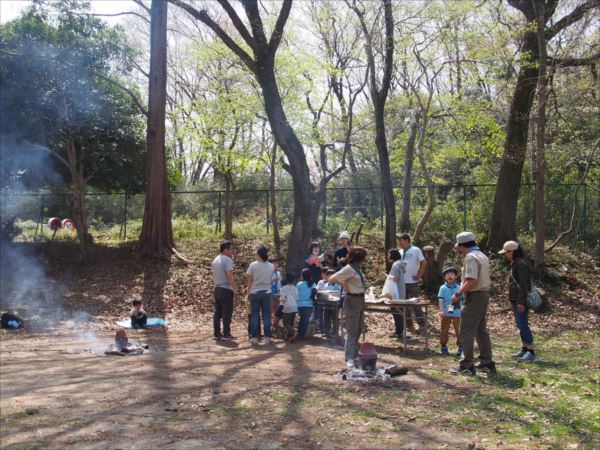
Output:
top-left (450, 365), bottom-right (475, 376)
top-left (511, 348), bottom-right (527, 359)
top-left (476, 361), bottom-right (497, 374)
top-left (441, 345), bottom-right (450, 356)
top-left (456, 347), bottom-right (463, 357)
top-left (518, 351), bottom-right (539, 363)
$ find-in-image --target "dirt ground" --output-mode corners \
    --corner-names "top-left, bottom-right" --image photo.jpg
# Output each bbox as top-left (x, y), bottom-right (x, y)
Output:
top-left (1, 328), bottom-right (474, 450)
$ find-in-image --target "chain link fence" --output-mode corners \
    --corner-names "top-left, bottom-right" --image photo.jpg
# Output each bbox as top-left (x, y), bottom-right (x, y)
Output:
top-left (1, 183), bottom-right (598, 250)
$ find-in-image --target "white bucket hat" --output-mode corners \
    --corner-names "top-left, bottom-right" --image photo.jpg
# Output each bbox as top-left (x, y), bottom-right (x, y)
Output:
top-left (339, 231), bottom-right (351, 240)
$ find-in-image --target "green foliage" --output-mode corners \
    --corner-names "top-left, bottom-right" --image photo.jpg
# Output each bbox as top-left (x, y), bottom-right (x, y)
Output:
top-left (0, 0), bottom-right (146, 192)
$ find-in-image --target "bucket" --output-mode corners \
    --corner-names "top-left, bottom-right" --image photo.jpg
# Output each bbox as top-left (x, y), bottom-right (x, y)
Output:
top-left (358, 342), bottom-right (377, 371)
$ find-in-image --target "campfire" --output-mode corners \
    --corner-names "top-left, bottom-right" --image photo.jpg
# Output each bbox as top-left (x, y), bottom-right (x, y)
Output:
top-left (338, 364), bottom-right (408, 382)
top-left (89, 329), bottom-right (152, 356)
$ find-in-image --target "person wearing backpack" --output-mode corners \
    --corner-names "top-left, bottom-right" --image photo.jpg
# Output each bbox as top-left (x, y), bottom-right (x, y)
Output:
top-left (499, 240), bottom-right (538, 363)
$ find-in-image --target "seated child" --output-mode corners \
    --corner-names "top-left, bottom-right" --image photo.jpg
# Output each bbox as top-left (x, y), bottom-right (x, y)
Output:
top-left (130, 299), bottom-right (147, 329)
top-left (438, 267), bottom-right (462, 356)
top-left (319, 269), bottom-right (342, 337)
top-left (270, 257), bottom-right (282, 323)
top-left (279, 271), bottom-right (299, 342)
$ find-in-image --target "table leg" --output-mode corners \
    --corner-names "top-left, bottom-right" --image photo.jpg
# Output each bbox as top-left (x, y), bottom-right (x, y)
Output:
top-left (424, 304), bottom-right (429, 351)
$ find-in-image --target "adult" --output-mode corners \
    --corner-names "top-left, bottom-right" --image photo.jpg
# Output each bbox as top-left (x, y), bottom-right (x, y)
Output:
top-left (387, 248), bottom-right (407, 339)
top-left (450, 231), bottom-right (496, 375)
top-left (247, 246), bottom-right (274, 344)
top-left (397, 233), bottom-right (427, 332)
top-left (329, 246), bottom-right (368, 369)
top-left (211, 240), bottom-right (237, 340)
top-left (499, 240), bottom-right (538, 362)
top-left (333, 231), bottom-right (351, 270)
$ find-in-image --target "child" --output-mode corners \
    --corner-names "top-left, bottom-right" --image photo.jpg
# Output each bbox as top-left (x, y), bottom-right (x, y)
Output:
top-left (279, 271), bottom-right (299, 342)
top-left (438, 267), bottom-right (462, 356)
top-left (297, 268), bottom-right (317, 339)
top-left (270, 257), bottom-right (282, 322)
top-left (319, 269), bottom-right (342, 338)
top-left (130, 299), bottom-right (147, 329)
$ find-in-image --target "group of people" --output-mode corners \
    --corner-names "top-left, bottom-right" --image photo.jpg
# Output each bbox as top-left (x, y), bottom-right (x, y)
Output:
top-left (209, 229), bottom-right (538, 375)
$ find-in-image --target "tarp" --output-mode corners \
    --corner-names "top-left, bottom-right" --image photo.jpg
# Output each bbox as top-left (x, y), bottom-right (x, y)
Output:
top-left (116, 317), bottom-right (167, 329)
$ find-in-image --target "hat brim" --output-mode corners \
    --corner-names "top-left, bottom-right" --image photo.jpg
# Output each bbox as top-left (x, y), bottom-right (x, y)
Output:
top-left (498, 249), bottom-right (507, 254)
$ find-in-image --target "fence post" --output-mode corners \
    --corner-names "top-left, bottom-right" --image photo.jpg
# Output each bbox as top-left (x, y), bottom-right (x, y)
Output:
top-left (216, 191), bottom-right (222, 234)
top-left (322, 189), bottom-right (327, 229)
top-left (463, 185), bottom-right (468, 231)
top-left (34, 194), bottom-right (45, 241)
top-left (123, 192), bottom-right (128, 240)
top-left (266, 190), bottom-right (270, 233)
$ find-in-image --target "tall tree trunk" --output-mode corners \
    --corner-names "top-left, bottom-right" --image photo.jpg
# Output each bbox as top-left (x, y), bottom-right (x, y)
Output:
top-left (399, 113), bottom-right (419, 232)
top-left (258, 66), bottom-right (313, 274)
top-left (223, 171), bottom-right (235, 240)
top-left (269, 141), bottom-right (281, 253)
top-left (534, 0), bottom-right (547, 270)
top-left (137, 0), bottom-right (176, 258)
top-left (65, 135), bottom-right (91, 260)
top-left (486, 21), bottom-right (539, 250)
top-left (412, 145), bottom-right (436, 245)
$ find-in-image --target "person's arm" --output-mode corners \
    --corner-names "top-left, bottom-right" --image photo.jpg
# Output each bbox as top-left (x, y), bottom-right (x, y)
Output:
top-left (451, 278), bottom-right (478, 304)
top-left (226, 270), bottom-right (237, 297)
top-left (439, 298), bottom-right (444, 316)
top-left (246, 267), bottom-right (253, 298)
top-left (417, 259), bottom-right (427, 280)
top-left (515, 261), bottom-right (530, 311)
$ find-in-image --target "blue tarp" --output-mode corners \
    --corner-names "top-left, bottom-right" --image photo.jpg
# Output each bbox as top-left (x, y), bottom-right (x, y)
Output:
top-left (116, 318), bottom-right (167, 329)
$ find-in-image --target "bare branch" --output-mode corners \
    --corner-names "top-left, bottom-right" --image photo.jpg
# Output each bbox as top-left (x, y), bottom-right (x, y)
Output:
top-left (216, 0), bottom-right (256, 51)
top-left (547, 0), bottom-right (600, 39)
top-left (269, 0), bottom-right (293, 53)
top-left (85, 11), bottom-right (151, 24)
top-left (132, 0), bottom-right (151, 15)
top-left (168, 0), bottom-right (257, 74)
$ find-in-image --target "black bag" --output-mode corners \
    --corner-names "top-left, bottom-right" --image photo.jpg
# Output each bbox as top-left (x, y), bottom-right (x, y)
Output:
top-left (1, 312), bottom-right (23, 329)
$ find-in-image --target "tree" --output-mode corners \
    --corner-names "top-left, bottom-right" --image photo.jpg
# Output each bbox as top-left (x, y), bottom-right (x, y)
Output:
top-left (169, 0), bottom-right (319, 272)
top-left (0, 1), bottom-right (146, 258)
top-left (486, 0), bottom-right (600, 250)
top-left (137, 0), bottom-right (181, 259)
top-left (348, 0), bottom-right (396, 257)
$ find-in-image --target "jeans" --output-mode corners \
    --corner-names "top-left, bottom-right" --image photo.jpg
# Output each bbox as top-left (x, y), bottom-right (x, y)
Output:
top-left (131, 315), bottom-right (147, 329)
top-left (297, 307), bottom-right (313, 338)
top-left (313, 304), bottom-right (324, 333)
top-left (512, 302), bottom-right (533, 345)
top-left (250, 291), bottom-right (272, 338)
top-left (459, 291), bottom-right (493, 368)
top-left (343, 294), bottom-right (365, 363)
top-left (213, 287), bottom-right (234, 336)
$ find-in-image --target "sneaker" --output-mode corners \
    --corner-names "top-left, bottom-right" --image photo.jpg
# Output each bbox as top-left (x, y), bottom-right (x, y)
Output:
top-left (518, 351), bottom-right (539, 363)
top-left (389, 333), bottom-right (402, 339)
top-left (441, 345), bottom-right (450, 356)
top-left (456, 347), bottom-right (463, 357)
top-left (475, 361), bottom-right (497, 374)
top-left (222, 334), bottom-right (234, 341)
top-left (450, 365), bottom-right (475, 376)
top-left (250, 338), bottom-right (259, 344)
top-left (511, 348), bottom-right (527, 359)
top-left (213, 334), bottom-right (222, 340)
top-left (265, 337), bottom-right (273, 344)
top-left (346, 360), bottom-right (355, 369)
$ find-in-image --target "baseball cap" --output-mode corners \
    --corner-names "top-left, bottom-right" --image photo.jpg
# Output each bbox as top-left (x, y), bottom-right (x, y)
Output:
top-left (498, 240), bottom-right (519, 254)
top-left (442, 266), bottom-right (458, 276)
top-left (455, 231), bottom-right (476, 246)
top-left (339, 231), bottom-right (351, 240)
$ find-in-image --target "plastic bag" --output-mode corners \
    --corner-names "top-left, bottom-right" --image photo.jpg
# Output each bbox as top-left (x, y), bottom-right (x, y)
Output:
top-left (381, 275), bottom-right (400, 300)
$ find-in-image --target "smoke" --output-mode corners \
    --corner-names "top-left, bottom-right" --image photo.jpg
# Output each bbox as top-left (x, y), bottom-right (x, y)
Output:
top-left (0, 242), bottom-right (66, 330)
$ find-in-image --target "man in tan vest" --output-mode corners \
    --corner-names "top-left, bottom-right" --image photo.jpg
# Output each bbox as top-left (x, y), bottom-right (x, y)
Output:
top-left (450, 231), bottom-right (496, 376)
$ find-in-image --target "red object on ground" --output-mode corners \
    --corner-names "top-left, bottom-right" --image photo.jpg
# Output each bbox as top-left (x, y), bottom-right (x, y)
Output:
top-left (47, 217), bottom-right (62, 230)
top-left (359, 342), bottom-right (378, 371)
top-left (61, 219), bottom-right (75, 231)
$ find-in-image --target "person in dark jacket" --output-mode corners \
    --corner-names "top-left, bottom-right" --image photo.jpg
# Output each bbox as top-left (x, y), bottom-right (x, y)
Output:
top-left (499, 241), bottom-right (538, 363)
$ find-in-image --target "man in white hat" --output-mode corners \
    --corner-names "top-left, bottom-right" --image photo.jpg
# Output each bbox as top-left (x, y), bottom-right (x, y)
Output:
top-left (450, 231), bottom-right (496, 376)
top-left (333, 231), bottom-right (351, 271)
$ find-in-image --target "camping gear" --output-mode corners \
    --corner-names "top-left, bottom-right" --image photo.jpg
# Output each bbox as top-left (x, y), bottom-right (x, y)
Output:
top-left (358, 342), bottom-right (377, 371)
top-left (1, 312), bottom-right (23, 329)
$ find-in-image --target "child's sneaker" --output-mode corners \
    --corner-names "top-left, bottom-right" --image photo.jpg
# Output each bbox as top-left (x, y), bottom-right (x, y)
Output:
top-left (518, 351), bottom-right (538, 363)
top-left (441, 345), bottom-right (450, 356)
top-left (265, 337), bottom-right (273, 344)
top-left (511, 348), bottom-right (527, 359)
top-left (456, 347), bottom-right (463, 357)
top-left (250, 337), bottom-right (259, 344)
